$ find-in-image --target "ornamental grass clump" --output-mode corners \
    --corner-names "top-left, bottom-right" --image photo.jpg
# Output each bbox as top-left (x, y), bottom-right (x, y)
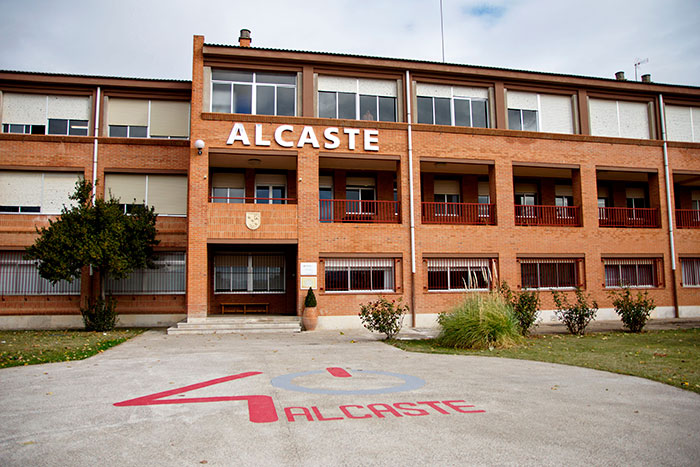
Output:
top-left (436, 293), bottom-right (522, 350)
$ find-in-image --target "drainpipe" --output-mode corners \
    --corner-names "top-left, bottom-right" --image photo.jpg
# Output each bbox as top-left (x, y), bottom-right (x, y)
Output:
top-left (405, 70), bottom-right (417, 327)
top-left (658, 93), bottom-right (679, 318)
top-left (92, 87), bottom-right (101, 201)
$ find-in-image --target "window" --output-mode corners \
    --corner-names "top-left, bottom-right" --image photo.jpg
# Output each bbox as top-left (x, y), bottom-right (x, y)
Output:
top-left (346, 186), bottom-right (376, 214)
top-left (214, 254), bottom-right (285, 293)
top-left (434, 179), bottom-right (460, 216)
top-left (104, 174), bottom-right (187, 216)
top-left (211, 173), bottom-right (245, 203)
top-left (520, 258), bottom-right (579, 289)
top-left (319, 175), bottom-right (334, 222)
top-left (604, 258), bottom-right (659, 288)
top-left (107, 98), bottom-right (189, 138)
top-left (2, 93), bottom-right (91, 136)
top-left (255, 174), bottom-right (287, 204)
top-left (515, 184), bottom-right (537, 219)
top-left (211, 70), bottom-right (296, 116)
top-left (681, 258), bottom-right (700, 287)
top-left (664, 105), bottom-right (700, 142)
top-left (48, 119), bottom-right (89, 136)
top-left (324, 258), bottom-right (395, 292)
top-left (0, 171), bottom-right (80, 214)
top-left (317, 76), bottom-right (397, 122)
top-left (417, 96), bottom-right (488, 128)
top-left (0, 251), bottom-right (80, 295)
top-left (106, 252), bottom-right (185, 294)
top-left (427, 258), bottom-right (493, 291)
top-left (589, 98), bottom-right (651, 139)
top-left (508, 109), bottom-right (538, 131)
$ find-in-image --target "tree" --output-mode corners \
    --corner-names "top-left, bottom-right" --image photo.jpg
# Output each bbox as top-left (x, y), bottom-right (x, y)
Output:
top-left (25, 179), bottom-right (159, 325)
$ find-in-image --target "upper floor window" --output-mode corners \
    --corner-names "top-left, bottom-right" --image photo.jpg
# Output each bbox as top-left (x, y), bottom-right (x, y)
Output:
top-left (416, 83), bottom-right (488, 128)
top-left (664, 105), bottom-right (700, 142)
top-left (107, 98), bottom-right (190, 139)
top-left (255, 173), bottom-right (287, 204)
top-left (211, 70), bottom-right (296, 116)
top-left (104, 173), bottom-right (187, 216)
top-left (0, 171), bottom-right (80, 214)
top-left (1, 93), bottom-right (91, 136)
top-left (506, 91), bottom-right (574, 134)
top-left (317, 76), bottom-right (398, 122)
top-left (211, 172), bottom-right (245, 204)
top-left (589, 98), bottom-right (652, 139)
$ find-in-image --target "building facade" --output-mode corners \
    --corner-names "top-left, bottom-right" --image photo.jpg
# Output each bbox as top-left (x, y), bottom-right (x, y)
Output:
top-left (1, 33), bottom-right (699, 329)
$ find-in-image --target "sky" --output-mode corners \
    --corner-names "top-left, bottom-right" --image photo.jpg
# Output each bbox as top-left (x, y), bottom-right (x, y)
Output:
top-left (1, 0), bottom-right (699, 86)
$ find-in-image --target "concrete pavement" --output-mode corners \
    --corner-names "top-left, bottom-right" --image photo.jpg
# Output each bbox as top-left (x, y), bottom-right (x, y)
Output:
top-left (1, 329), bottom-right (699, 466)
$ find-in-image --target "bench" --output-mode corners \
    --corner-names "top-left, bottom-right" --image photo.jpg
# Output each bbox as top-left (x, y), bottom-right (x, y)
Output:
top-left (220, 303), bottom-right (269, 314)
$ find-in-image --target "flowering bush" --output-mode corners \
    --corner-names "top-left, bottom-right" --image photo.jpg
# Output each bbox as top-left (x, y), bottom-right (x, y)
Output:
top-left (359, 297), bottom-right (408, 340)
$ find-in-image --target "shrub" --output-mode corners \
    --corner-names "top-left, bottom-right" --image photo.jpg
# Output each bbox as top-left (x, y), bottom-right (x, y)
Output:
top-left (359, 297), bottom-right (408, 340)
top-left (609, 287), bottom-right (656, 333)
top-left (497, 282), bottom-right (540, 336)
top-left (304, 287), bottom-right (317, 308)
top-left (437, 293), bottom-right (521, 349)
top-left (551, 288), bottom-right (598, 336)
top-left (80, 296), bottom-right (118, 331)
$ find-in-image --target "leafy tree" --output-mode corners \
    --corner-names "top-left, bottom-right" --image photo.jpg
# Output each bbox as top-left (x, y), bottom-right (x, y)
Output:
top-left (25, 178), bottom-right (159, 312)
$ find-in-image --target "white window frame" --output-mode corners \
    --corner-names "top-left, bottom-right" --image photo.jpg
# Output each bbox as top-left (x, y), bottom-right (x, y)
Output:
top-left (603, 258), bottom-right (659, 289)
top-left (417, 95), bottom-right (489, 128)
top-left (211, 71), bottom-right (297, 116)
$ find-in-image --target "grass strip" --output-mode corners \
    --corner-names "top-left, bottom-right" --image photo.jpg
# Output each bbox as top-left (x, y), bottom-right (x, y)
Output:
top-left (392, 328), bottom-right (700, 394)
top-left (0, 329), bottom-right (145, 368)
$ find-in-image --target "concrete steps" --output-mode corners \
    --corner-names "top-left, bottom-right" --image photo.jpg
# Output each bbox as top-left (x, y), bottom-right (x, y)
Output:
top-left (167, 315), bottom-right (301, 335)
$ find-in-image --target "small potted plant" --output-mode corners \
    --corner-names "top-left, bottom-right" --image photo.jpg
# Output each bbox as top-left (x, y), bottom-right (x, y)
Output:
top-left (302, 287), bottom-right (318, 331)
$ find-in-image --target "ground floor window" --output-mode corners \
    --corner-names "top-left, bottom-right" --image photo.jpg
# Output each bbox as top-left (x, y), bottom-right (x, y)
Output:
top-left (106, 252), bottom-right (186, 294)
top-left (427, 258), bottom-right (493, 291)
top-left (214, 254), bottom-right (285, 293)
top-left (520, 258), bottom-right (579, 289)
top-left (603, 258), bottom-right (659, 288)
top-left (681, 258), bottom-right (700, 287)
top-left (324, 258), bottom-right (395, 292)
top-left (0, 251), bottom-right (80, 295)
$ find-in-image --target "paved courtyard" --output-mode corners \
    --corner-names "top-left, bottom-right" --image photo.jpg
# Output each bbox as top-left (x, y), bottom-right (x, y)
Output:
top-left (1, 329), bottom-right (699, 466)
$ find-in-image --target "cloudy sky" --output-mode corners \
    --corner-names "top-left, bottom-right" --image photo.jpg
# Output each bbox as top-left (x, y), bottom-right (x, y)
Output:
top-left (1, 0), bottom-right (699, 86)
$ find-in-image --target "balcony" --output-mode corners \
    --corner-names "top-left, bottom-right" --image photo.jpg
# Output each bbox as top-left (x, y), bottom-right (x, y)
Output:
top-left (514, 205), bottom-right (581, 226)
top-left (208, 200), bottom-right (298, 240)
top-left (320, 199), bottom-right (400, 223)
top-left (422, 202), bottom-right (495, 225)
top-left (676, 209), bottom-right (700, 229)
top-left (598, 207), bottom-right (659, 228)
top-left (209, 196), bottom-right (297, 204)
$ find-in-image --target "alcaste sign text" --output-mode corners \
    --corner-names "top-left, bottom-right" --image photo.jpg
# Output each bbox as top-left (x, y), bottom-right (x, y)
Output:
top-left (227, 123), bottom-right (379, 152)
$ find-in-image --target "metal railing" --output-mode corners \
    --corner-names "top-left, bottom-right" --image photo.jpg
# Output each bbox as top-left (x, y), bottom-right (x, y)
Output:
top-left (319, 199), bottom-right (400, 223)
top-left (514, 205), bottom-right (580, 226)
top-left (421, 202), bottom-right (495, 225)
top-left (676, 209), bottom-right (700, 229)
top-left (598, 207), bottom-right (659, 228)
top-left (209, 196), bottom-right (297, 204)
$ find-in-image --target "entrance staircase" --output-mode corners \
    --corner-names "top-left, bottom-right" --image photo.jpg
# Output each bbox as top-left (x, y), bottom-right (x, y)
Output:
top-left (167, 315), bottom-right (301, 335)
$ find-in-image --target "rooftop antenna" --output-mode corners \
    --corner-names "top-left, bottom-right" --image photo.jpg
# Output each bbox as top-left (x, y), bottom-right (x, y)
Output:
top-left (634, 57), bottom-right (649, 81)
top-left (440, 0), bottom-right (445, 62)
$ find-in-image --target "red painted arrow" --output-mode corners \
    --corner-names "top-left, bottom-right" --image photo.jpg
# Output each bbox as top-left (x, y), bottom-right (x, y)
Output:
top-left (114, 372), bottom-right (278, 423)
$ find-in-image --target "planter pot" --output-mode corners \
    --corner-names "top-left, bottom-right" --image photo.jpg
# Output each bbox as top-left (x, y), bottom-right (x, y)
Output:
top-left (302, 306), bottom-right (319, 331)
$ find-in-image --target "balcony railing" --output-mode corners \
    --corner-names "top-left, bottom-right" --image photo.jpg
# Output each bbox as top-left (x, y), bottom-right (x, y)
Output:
top-left (598, 207), bottom-right (659, 228)
top-left (209, 196), bottom-right (297, 204)
top-left (676, 209), bottom-right (700, 229)
top-left (421, 202), bottom-right (495, 225)
top-left (320, 199), bottom-right (400, 223)
top-left (514, 205), bottom-right (581, 226)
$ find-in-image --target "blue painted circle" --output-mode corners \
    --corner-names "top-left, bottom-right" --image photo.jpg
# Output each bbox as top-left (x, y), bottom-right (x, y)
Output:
top-left (270, 369), bottom-right (425, 395)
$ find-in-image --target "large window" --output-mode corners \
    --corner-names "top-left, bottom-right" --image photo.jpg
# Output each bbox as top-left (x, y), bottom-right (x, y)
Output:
top-left (681, 258), bottom-right (700, 287)
top-left (104, 174), bottom-right (187, 216)
top-left (211, 70), bottom-right (296, 116)
top-left (603, 258), bottom-right (659, 288)
top-left (589, 98), bottom-right (651, 139)
top-left (324, 258), bottom-right (395, 292)
top-left (106, 252), bottom-right (185, 294)
top-left (255, 173), bottom-right (287, 204)
top-left (107, 98), bottom-right (190, 139)
top-left (211, 172), bottom-right (245, 203)
top-left (0, 251), bottom-right (80, 295)
top-left (417, 96), bottom-right (488, 127)
top-left (427, 258), bottom-right (493, 291)
top-left (0, 171), bottom-right (80, 214)
top-left (1, 93), bottom-right (91, 136)
top-left (214, 254), bottom-right (285, 294)
top-left (520, 258), bottom-right (579, 289)
top-left (317, 76), bottom-right (397, 122)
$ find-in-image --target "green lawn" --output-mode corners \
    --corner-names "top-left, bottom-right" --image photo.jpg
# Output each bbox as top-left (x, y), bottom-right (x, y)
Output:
top-left (0, 329), bottom-right (145, 368)
top-left (392, 328), bottom-right (700, 394)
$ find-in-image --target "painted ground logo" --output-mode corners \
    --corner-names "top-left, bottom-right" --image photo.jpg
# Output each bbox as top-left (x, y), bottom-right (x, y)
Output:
top-left (114, 368), bottom-right (485, 424)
